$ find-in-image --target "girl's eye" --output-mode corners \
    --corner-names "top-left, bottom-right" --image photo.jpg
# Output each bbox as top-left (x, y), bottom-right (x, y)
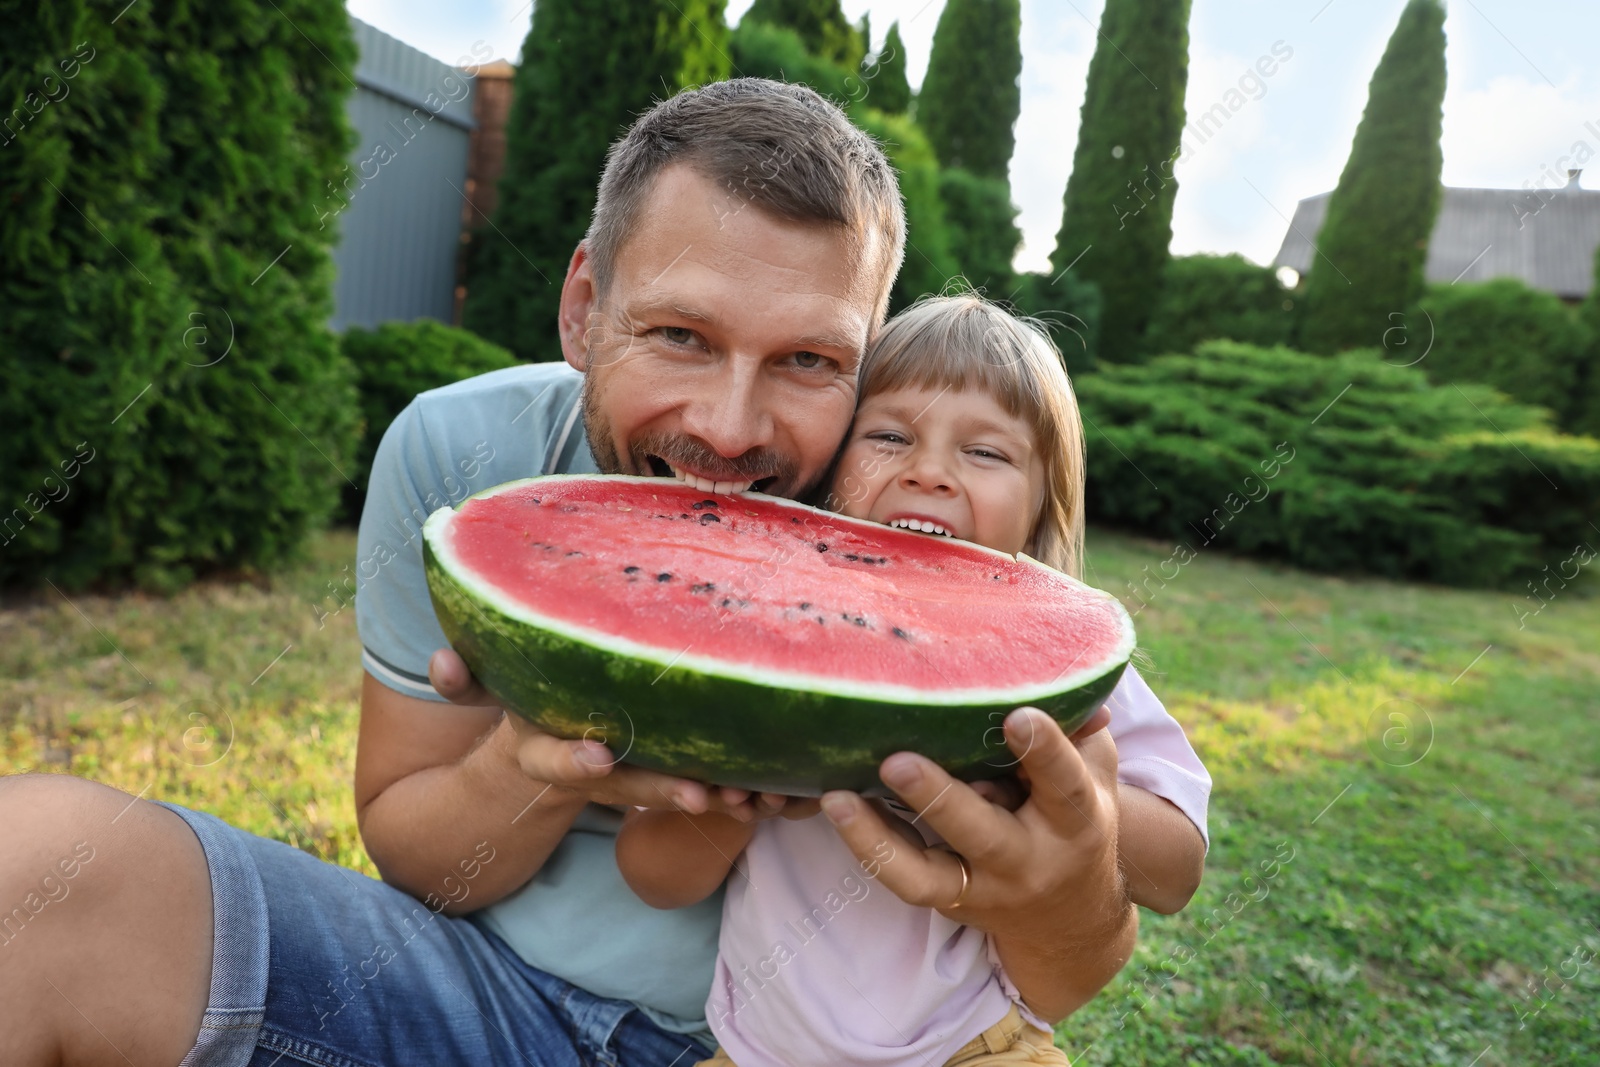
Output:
top-left (660, 327), bottom-right (695, 345)
top-left (866, 431), bottom-right (908, 446)
top-left (969, 447), bottom-right (1010, 462)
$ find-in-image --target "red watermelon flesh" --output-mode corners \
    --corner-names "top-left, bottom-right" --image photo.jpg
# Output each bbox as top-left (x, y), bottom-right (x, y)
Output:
top-left (424, 475), bottom-right (1135, 793)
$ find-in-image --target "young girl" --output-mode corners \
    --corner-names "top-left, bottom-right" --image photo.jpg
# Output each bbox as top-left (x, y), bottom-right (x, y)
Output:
top-left (617, 295), bottom-right (1211, 1067)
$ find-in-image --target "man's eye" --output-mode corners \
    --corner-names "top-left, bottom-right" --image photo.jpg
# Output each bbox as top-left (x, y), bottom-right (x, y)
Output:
top-left (793, 351), bottom-right (824, 369)
top-left (660, 327), bottom-right (695, 345)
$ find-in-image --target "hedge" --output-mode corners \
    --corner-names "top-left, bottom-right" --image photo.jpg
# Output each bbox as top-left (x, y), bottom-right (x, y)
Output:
top-left (1414, 279), bottom-right (1591, 432)
top-left (1, 0), bottom-right (359, 592)
top-left (1142, 254), bottom-right (1294, 357)
top-left (1077, 341), bottom-right (1600, 588)
top-left (340, 321), bottom-right (521, 523)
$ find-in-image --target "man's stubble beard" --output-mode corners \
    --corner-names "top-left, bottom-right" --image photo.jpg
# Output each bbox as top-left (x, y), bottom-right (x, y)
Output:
top-left (578, 355), bottom-right (815, 500)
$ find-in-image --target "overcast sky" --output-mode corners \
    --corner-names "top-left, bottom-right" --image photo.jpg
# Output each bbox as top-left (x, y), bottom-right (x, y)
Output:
top-left (347, 0), bottom-right (1600, 272)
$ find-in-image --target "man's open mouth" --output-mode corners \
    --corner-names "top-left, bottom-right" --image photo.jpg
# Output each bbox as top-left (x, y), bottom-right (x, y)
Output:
top-left (645, 455), bottom-right (779, 495)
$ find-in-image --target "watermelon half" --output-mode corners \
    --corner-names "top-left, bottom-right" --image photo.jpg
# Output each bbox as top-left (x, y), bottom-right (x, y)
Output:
top-left (422, 475), bottom-right (1135, 795)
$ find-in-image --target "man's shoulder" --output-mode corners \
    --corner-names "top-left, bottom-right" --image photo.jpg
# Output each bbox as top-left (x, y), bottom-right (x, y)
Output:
top-left (414, 360), bottom-right (582, 421)
top-left (403, 360), bottom-right (587, 476)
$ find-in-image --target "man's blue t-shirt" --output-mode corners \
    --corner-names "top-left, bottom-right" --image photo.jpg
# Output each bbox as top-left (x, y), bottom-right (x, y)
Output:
top-left (354, 361), bottom-right (722, 1042)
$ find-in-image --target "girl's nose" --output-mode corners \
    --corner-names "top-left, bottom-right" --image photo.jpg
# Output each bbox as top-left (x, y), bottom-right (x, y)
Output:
top-left (899, 450), bottom-right (955, 494)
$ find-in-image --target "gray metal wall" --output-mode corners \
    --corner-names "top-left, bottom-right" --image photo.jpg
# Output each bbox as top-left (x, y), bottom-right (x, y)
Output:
top-left (330, 18), bottom-right (476, 330)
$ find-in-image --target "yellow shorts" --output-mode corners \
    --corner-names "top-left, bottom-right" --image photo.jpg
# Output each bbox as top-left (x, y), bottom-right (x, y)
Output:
top-left (696, 1003), bottom-right (1070, 1066)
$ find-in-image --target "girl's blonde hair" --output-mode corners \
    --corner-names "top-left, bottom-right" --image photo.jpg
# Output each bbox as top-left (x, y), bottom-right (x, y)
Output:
top-left (855, 294), bottom-right (1087, 579)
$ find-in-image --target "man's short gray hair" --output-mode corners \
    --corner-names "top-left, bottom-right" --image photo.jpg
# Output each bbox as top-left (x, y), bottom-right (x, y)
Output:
top-left (585, 78), bottom-right (906, 325)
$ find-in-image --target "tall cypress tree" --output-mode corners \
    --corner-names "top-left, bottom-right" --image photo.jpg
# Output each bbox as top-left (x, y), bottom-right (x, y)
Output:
top-left (1, 0), bottom-right (359, 590)
top-left (861, 21), bottom-right (911, 115)
top-left (743, 0), bottom-right (864, 68)
top-left (463, 0), bottom-right (729, 359)
top-left (1296, 0), bottom-right (1447, 355)
top-left (1051, 0), bottom-right (1191, 362)
top-left (917, 0), bottom-right (1022, 181)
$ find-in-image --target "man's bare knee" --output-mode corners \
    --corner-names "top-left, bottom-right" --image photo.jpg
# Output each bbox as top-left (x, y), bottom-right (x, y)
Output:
top-left (0, 774), bottom-right (213, 1067)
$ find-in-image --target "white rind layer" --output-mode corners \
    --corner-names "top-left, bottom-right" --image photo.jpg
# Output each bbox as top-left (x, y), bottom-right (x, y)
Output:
top-left (422, 478), bottom-right (1136, 707)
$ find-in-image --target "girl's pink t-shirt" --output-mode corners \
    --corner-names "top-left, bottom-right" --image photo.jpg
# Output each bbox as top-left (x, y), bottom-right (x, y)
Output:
top-left (705, 666), bottom-right (1211, 1067)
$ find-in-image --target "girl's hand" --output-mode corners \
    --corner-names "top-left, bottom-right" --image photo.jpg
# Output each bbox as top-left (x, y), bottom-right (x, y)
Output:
top-left (746, 792), bottom-right (823, 822)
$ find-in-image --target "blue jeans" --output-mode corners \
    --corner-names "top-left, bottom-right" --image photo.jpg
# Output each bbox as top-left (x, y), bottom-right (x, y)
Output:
top-left (155, 801), bottom-right (714, 1067)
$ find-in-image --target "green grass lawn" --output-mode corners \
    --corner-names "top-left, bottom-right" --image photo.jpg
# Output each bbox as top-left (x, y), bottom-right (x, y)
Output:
top-left (4, 525), bottom-right (1597, 1065)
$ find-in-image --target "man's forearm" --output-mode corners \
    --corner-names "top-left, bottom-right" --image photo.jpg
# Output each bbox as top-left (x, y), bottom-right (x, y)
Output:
top-left (359, 715), bottom-right (588, 916)
top-left (992, 865), bottom-right (1139, 1023)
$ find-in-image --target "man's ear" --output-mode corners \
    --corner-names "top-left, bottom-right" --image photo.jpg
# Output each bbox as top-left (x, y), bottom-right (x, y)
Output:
top-left (558, 242), bottom-right (597, 372)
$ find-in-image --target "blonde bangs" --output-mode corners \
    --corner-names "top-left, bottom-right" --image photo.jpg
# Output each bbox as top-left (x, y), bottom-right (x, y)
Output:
top-left (858, 296), bottom-right (1087, 579)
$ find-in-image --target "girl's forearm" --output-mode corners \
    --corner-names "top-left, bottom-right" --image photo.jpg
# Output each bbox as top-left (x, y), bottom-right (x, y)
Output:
top-left (616, 808), bottom-right (754, 908)
top-left (1118, 784), bottom-right (1205, 914)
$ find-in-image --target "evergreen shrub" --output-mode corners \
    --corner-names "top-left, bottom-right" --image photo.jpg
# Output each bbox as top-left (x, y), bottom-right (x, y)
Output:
top-left (729, 20), bottom-right (851, 104)
top-left (340, 321), bottom-right (521, 522)
top-left (859, 21), bottom-right (911, 115)
top-left (849, 107), bottom-right (959, 312)
top-left (916, 0), bottom-right (1022, 180)
top-left (1580, 247), bottom-right (1600, 438)
top-left (1052, 0), bottom-right (1192, 361)
top-left (1143, 254), bottom-right (1294, 356)
top-left (463, 0), bottom-right (729, 358)
top-left (0, 0), bottom-right (359, 592)
top-left (1009, 270), bottom-right (1103, 376)
top-left (1296, 0), bottom-right (1447, 353)
top-left (742, 0), bottom-right (865, 68)
top-left (1077, 341), bottom-right (1600, 587)
top-left (937, 167), bottom-right (1021, 296)
top-left (1415, 279), bottom-right (1590, 432)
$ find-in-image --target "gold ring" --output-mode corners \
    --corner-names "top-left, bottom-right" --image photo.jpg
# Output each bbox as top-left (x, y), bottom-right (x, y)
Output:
top-left (947, 851), bottom-right (972, 910)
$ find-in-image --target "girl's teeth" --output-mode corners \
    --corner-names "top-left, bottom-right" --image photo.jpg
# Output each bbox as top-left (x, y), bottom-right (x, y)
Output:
top-left (888, 518), bottom-right (951, 537)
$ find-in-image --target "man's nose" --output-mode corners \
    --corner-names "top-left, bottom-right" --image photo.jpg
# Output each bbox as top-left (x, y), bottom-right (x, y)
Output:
top-left (679, 357), bottom-right (774, 459)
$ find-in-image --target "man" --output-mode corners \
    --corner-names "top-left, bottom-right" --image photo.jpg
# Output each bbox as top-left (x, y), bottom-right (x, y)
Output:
top-left (0, 79), bottom-right (1140, 1065)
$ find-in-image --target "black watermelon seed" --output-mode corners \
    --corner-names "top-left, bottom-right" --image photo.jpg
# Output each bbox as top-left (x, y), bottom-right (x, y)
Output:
top-left (721, 598), bottom-right (732, 607)
top-left (798, 602), bottom-right (811, 611)
top-left (816, 543), bottom-right (829, 552)
top-left (699, 513), bottom-right (721, 524)
top-left (892, 627), bottom-right (910, 639)
top-left (679, 513), bottom-right (690, 520)
top-left (841, 613), bottom-right (867, 627)
top-left (842, 553), bottom-right (859, 562)
top-left (623, 566), bottom-right (640, 575)
top-left (656, 573), bottom-right (672, 582)
top-left (816, 616), bottom-right (825, 624)
top-left (690, 582), bottom-right (715, 594)
top-left (565, 551), bottom-right (583, 557)
top-left (692, 499), bottom-right (718, 510)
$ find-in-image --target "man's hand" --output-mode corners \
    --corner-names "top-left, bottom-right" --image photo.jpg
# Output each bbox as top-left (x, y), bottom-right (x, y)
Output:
top-left (818, 705), bottom-right (1134, 1022)
top-left (429, 648), bottom-right (808, 820)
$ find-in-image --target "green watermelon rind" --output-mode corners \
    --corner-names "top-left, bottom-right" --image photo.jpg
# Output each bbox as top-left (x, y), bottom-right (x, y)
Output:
top-left (421, 478), bottom-right (1135, 795)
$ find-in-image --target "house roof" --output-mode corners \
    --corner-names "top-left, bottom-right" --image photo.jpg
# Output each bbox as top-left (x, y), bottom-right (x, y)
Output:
top-left (1272, 173), bottom-right (1600, 299)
